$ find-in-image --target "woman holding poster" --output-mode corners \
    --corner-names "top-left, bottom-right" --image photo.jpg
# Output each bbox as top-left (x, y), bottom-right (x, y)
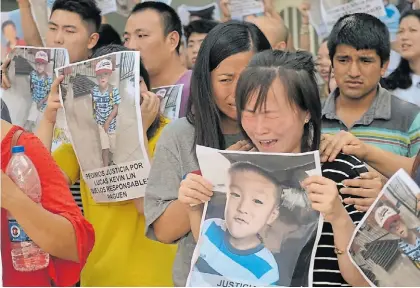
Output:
top-left (178, 49), bottom-right (379, 287)
top-left (232, 50), bottom-right (377, 286)
top-left (36, 45), bottom-right (175, 287)
top-left (144, 21), bottom-right (271, 287)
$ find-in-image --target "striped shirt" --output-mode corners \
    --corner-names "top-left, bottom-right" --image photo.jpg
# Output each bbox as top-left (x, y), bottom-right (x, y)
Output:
top-left (91, 85), bottom-right (121, 133)
top-left (70, 181), bottom-right (83, 214)
top-left (189, 218), bottom-right (279, 287)
top-left (311, 153), bottom-right (368, 287)
top-left (322, 86), bottom-right (420, 157)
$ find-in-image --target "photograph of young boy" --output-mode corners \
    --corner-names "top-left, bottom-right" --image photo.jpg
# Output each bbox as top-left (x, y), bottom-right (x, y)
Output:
top-left (91, 59), bottom-right (121, 167)
top-left (25, 50), bottom-right (53, 131)
top-left (190, 161), bottom-right (281, 287)
top-left (375, 205), bottom-right (420, 269)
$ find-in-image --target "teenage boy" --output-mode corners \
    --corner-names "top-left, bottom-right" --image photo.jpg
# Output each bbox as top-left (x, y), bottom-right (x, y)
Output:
top-left (184, 19), bottom-right (218, 69)
top-left (321, 13), bottom-right (420, 158)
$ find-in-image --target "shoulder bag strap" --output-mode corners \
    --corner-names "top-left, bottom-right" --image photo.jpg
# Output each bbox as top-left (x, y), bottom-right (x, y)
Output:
top-left (10, 129), bottom-right (24, 151)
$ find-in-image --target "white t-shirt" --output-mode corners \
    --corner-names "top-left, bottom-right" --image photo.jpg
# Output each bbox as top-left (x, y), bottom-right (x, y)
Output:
top-left (393, 74), bottom-right (420, 107)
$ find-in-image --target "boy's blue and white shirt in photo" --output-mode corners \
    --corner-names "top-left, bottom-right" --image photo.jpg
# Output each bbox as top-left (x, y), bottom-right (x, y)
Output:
top-left (189, 218), bottom-right (279, 287)
top-left (29, 71), bottom-right (52, 111)
top-left (399, 227), bottom-right (420, 263)
top-left (91, 85), bottom-right (121, 133)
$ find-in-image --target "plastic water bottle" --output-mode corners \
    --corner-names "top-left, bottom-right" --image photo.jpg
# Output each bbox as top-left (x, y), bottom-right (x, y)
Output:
top-left (6, 145), bottom-right (49, 272)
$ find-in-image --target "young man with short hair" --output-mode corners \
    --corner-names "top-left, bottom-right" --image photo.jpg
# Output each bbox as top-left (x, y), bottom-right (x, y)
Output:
top-left (124, 2), bottom-right (191, 118)
top-left (183, 19), bottom-right (218, 69)
top-left (322, 13), bottom-right (420, 158)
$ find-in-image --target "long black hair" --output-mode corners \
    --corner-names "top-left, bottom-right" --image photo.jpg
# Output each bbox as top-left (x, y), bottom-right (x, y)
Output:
top-left (236, 50), bottom-right (322, 152)
top-left (383, 10), bottom-right (420, 90)
top-left (186, 21), bottom-right (271, 149)
top-left (92, 44), bottom-right (160, 140)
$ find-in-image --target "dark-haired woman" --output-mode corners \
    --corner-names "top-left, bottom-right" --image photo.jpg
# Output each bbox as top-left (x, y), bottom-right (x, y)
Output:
top-left (179, 50), bottom-right (377, 286)
top-left (384, 10), bottom-right (420, 106)
top-left (144, 21), bottom-right (271, 286)
top-left (35, 44), bottom-right (176, 286)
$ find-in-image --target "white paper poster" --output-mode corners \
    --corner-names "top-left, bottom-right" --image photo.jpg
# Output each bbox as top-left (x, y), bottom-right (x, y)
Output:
top-left (142, 0), bottom-right (172, 5)
top-left (309, 0), bottom-right (386, 38)
top-left (56, 51), bottom-right (151, 203)
top-left (348, 169), bottom-right (420, 286)
top-left (186, 146), bottom-right (322, 287)
top-left (1, 47), bottom-right (69, 133)
top-left (151, 84), bottom-right (183, 120)
top-left (96, 0), bottom-right (118, 15)
top-left (230, 0), bottom-right (264, 20)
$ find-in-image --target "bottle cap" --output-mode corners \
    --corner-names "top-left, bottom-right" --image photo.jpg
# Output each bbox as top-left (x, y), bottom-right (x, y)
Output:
top-left (12, 146), bottom-right (24, 153)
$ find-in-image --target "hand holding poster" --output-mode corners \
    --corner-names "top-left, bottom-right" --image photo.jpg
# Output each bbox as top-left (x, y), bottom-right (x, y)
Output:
top-left (151, 84), bottom-right (183, 120)
top-left (348, 169), bottom-right (420, 286)
top-left (186, 146), bottom-right (322, 287)
top-left (55, 51), bottom-right (150, 203)
top-left (309, 0), bottom-right (385, 38)
top-left (1, 47), bottom-right (69, 133)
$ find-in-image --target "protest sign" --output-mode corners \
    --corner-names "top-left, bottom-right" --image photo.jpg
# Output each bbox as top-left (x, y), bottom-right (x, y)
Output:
top-left (142, 0), bottom-right (172, 5)
top-left (177, 3), bottom-right (221, 26)
top-left (1, 10), bottom-right (26, 61)
top-left (151, 84), bottom-right (183, 120)
top-left (309, 0), bottom-right (385, 38)
top-left (348, 169), bottom-right (420, 286)
top-left (186, 145), bottom-right (322, 287)
top-left (1, 47), bottom-right (69, 133)
top-left (56, 51), bottom-right (151, 203)
top-left (230, 0), bottom-right (264, 20)
top-left (97, 0), bottom-right (118, 15)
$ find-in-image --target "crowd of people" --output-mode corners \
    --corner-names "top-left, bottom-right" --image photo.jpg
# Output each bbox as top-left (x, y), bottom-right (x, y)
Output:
top-left (1, 0), bottom-right (420, 287)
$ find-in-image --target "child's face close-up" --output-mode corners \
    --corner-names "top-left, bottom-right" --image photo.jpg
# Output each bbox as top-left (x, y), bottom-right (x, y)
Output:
top-left (389, 219), bottom-right (409, 239)
top-left (36, 63), bottom-right (46, 74)
top-left (97, 72), bottom-right (111, 88)
top-left (225, 169), bottom-right (279, 242)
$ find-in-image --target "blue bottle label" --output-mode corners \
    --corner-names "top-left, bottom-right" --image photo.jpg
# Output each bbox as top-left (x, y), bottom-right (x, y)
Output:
top-left (8, 219), bottom-right (31, 242)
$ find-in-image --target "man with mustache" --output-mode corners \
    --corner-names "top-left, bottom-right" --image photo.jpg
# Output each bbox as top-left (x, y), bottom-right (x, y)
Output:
top-left (321, 13), bottom-right (420, 158)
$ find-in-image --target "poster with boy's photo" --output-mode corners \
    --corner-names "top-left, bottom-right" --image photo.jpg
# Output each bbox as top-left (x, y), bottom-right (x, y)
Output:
top-left (1, 47), bottom-right (69, 132)
top-left (177, 3), bottom-right (221, 26)
top-left (151, 84), bottom-right (182, 120)
top-left (1, 10), bottom-right (26, 61)
top-left (56, 51), bottom-right (151, 203)
top-left (348, 169), bottom-right (420, 287)
top-left (186, 145), bottom-right (322, 287)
